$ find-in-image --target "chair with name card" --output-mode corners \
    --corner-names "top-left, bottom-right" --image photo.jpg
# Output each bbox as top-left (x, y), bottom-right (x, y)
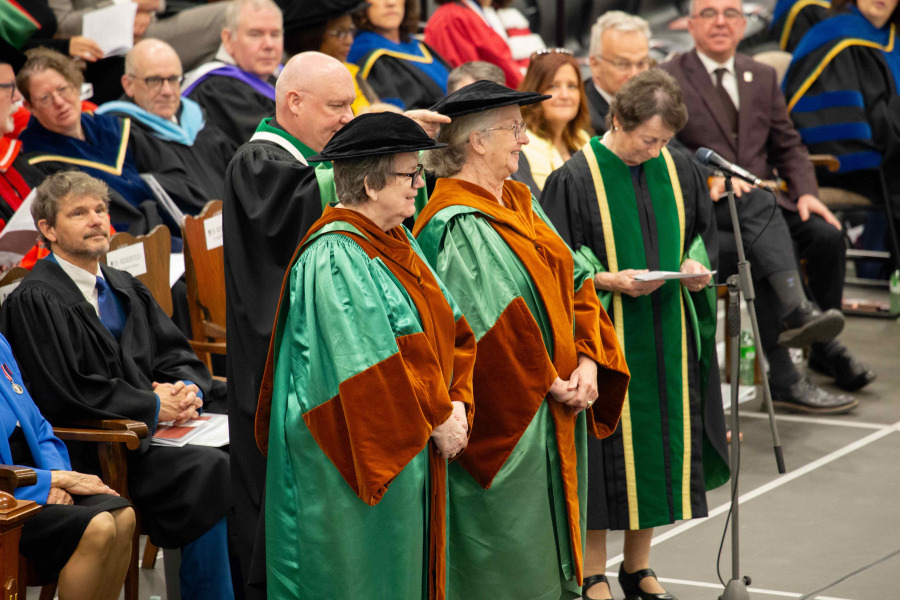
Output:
top-left (102, 226), bottom-right (173, 317)
top-left (181, 200), bottom-right (226, 370)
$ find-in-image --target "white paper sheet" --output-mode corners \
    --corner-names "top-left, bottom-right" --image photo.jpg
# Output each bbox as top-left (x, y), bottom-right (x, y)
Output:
top-left (633, 270), bottom-right (717, 282)
top-left (82, 2), bottom-right (137, 58)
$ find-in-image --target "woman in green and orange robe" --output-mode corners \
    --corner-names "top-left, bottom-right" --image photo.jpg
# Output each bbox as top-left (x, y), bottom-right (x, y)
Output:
top-left (542, 69), bottom-right (730, 600)
top-left (415, 80), bottom-right (630, 600)
top-left (256, 112), bottom-right (475, 600)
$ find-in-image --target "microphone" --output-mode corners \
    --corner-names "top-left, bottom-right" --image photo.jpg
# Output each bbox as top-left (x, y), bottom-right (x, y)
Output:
top-left (694, 147), bottom-right (771, 190)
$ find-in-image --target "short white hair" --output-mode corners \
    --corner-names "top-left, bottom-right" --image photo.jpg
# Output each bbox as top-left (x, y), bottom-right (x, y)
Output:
top-left (588, 11), bottom-right (651, 57)
top-left (224, 0), bottom-right (282, 37)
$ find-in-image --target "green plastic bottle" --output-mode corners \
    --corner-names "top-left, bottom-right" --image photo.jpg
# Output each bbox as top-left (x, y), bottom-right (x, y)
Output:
top-left (739, 330), bottom-right (756, 386)
top-left (890, 270), bottom-right (900, 314)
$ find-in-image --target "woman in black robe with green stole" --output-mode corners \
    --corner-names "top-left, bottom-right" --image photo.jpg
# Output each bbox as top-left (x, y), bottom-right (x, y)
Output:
top-left (541, 69), bottom-right (730, 600)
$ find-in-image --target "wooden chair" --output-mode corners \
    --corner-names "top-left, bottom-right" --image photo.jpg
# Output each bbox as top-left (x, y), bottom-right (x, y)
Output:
top-left (181, 200), bottom-right (227, 370)
top-left (0, 465), bottom-right (42, 600)
top-left (102, 225), bottom-right (174, 316)
top-left (0, 418), bottom-right (147, 600)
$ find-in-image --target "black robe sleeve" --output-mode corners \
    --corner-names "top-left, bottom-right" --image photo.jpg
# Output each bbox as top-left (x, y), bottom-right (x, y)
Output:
top-left (187, 77), bottom-right (276, 147)
top-left (360, 51), bottom-right (449, 110)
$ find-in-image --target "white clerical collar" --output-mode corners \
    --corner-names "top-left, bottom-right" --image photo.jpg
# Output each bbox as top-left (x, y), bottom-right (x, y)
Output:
top-left (696, 50), bottom-right (736, 77)
top-left (593, 80), bottom-right (615, 106)
top-left (52, 253), bottom-right (103, 315)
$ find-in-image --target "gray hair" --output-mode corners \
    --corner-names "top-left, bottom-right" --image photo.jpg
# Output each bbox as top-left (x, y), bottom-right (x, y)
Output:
top-left (32, 171), bottom-right (109, 244)
top-left (423, 109), bottom-right (502, 178)
top-left (333, 154), bottom-right (395, 206)
top-left (588, 11), bottom-right (651, 57)
top-left (447, 61), bottom-right (505, 93)
top-left (224, 0), bottom-right (282, 38)
top-left (607, 69), bottom-right (688, 133)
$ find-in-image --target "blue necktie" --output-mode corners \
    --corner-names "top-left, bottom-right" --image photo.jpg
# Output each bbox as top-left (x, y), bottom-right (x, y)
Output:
top-left (95, 276), bottom-right (124, 340)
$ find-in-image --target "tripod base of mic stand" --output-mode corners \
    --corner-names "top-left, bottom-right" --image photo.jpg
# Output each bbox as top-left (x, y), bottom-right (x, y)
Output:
top-left (719, 577), bottom-right (752, 600)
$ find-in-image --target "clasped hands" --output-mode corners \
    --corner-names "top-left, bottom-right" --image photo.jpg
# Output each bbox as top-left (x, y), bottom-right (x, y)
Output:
top-left (596, 259), bottom-right (710, 296)
top-left (153, 380), bottom-right (202, 426)
top-left (431, 400), bottom-right (468, 460)
top-left (549, 355), bottom-right (598, 414)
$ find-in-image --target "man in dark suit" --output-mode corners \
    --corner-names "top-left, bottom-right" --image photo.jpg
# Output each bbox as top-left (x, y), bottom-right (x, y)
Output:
top-left (584, 11), bottom-right (654, 134)
top-left (662, 0), bottom-right (874, 412)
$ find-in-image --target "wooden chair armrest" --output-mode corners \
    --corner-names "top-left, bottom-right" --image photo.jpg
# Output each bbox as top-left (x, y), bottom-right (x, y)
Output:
top-left (809, 154), bottom-right (840, 172)
top-left (0, 465), bottom-right (37, 494)
top-left (52, 419), bottom-right (148, 452)
top-left (189, 340), bottom-right (227, 356)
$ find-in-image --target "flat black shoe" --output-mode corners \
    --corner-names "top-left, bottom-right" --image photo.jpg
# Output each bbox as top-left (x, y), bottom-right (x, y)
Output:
top-left (808, 344), bottom-right (876, 392)
top-left (618, 564), bottom-right (677, 600)
top-left (777, 301), bottom-right (844, 348)
top-left (770, 377), bottom-right (859, 414)
top-left (583, 573), bottom-right (613, 600)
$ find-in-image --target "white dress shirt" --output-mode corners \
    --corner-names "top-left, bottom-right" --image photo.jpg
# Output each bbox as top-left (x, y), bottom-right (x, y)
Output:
top-left (696, 51), bottom-right (740, 110)
top-left (53, 254), bottom-right (104, 318)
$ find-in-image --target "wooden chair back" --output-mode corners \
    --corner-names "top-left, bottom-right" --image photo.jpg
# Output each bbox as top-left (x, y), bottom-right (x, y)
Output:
top-left (102, 226), bottom-right (173, 316)
top-left (181, 201), bottom-right (227, 367)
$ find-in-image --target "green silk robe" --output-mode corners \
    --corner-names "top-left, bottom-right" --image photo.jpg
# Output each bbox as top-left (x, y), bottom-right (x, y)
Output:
top-left (414, 178), bottom-right (629, 600)
top-left (258, 207), bottom-right (476, 600)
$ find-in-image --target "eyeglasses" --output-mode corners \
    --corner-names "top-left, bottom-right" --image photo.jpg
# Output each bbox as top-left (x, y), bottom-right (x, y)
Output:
top-left (483, 121), bottom-right (528, 138)
top-left (32, 84), bottom-right (77, 108)
top-left (325, 26), bottom-right (357, 40)
top-left (394, 164), bottom-right (425, 187)
top-left (593, 55), bottom-right (654, 72)
top-left (0, 82), bottom-right (15, 101)
top-left (693, 8), bottom-right (745, 21)
top-left (129, 74), bottom-right (184, 91)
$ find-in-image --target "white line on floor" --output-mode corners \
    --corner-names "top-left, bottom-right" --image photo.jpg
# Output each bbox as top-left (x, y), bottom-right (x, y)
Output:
top-left (735, 411), bottom-right (891, 430)
top-left (606, 420), bottom-right (900, 566)
top-left (600, 574), bottom-right (852, 600)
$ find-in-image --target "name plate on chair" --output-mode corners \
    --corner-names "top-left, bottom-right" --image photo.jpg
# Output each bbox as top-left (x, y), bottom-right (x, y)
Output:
top-left (205, 214), bottom-right (223, 250)
top-left (107, 243), bottom-right (148, 277)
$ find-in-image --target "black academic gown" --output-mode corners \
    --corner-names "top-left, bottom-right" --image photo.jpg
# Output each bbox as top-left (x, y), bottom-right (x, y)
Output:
top-left (542, 146), bottom-right (729, 530)
top-left (0, 260), bottom-right (231, 549)
top-left (187, 76), bottom-right (276, 147)
top-left (584, 78), bottom-right (610, 135)
top-left (222, 120), bottom-right (325, 595)
top-left (108, 103), bottom-right (239, 215)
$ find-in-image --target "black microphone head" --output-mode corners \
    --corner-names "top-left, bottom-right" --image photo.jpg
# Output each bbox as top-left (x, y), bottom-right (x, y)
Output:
top-left (695, 147), bottom-right (715, 166)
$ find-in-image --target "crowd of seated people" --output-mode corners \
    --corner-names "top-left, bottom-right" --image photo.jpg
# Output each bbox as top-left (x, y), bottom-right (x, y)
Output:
top-left (0, 0), bottom-right (893, 597)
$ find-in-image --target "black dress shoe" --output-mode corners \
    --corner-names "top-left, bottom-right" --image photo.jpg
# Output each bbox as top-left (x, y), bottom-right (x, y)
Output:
top-left (583, 573), bottom-right (613, 600)
top-left (777, 301), bottom-right (844, 348)
top-left (808, 344), bottom-right (876, 392)
top-left (770, 377), bottom-right (859, 414)
top-left (618, 564), bottom-right (677, 600)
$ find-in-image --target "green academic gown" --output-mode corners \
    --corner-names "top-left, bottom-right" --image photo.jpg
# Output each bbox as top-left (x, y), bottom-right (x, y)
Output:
top-left (257, 206), bottom-right (476, 600)
top-left (541, 140), bottom-right (730, 531)
top-left (414, 178), bottom-right (629, 600)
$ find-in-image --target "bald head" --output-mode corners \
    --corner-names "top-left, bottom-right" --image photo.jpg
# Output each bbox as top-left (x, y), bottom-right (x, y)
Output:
top-left (276, 52), bottom-right (356, 152)
top-left (122, 39), bottom-right (184, 119)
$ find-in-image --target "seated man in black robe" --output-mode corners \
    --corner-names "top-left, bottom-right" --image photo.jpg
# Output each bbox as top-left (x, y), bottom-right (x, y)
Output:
top-left (0, 171), bottom-right (235, 600)
top-left (97, 39), bottom-right (238, 215)
top-left (584, 12), bottom-right (654, 135)
top-left (183, 0), bottom-right (283, 146)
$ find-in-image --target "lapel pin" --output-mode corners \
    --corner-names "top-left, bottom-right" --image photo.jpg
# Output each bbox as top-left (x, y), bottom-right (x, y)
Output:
top-left (743, 71), bottom-right (753, 83)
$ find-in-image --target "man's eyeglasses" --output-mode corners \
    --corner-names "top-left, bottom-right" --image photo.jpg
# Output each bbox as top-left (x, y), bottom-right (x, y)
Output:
top-left (0, 82), bottom-right (15, 101)
top-left (483, 121), bottom-right (527, 138)
top-left (394, 164), bottom-right (425, 187)
top-left (593, 55), bottom-right (654, 72)
top-left (325, 26), bottom-right (357, 40)
top-left (130, 74), bottom-right (184, 91)
top-left (693, 8), bottom-right (745, 21)
top-left (33, 84), bottom-right (77, 108)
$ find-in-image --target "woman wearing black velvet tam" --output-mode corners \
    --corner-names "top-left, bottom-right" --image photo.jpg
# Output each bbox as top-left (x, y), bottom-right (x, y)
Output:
top-left (258, 112), bottom-right (476, 600)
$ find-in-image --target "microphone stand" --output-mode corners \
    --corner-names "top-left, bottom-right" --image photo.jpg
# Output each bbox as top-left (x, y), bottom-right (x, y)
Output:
top-left (718, 177), bottom-right (787, 600)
